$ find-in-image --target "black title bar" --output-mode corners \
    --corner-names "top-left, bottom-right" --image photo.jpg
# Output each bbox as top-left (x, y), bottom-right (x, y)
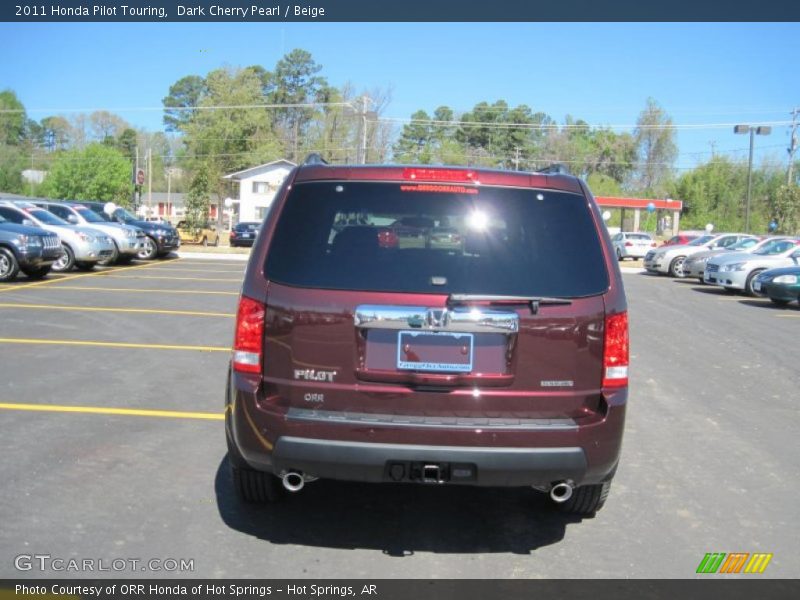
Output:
top-left (3, 0), bottom-right (800, 22)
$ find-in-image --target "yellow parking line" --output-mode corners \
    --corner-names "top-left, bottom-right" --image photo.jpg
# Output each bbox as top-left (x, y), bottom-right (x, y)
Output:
top-left (31, 286), bottom-right (239, 296)
top-left (775, 314), bottom-right (800, 318)
top-left (0, 303), bottom-right (234, 318)
top-left (0, 261), bottom-right (157, 293)
top-left (106, 274), bottom-right (242, 282)
top-left (0, 338), bottom-right (229, 352)
top-left (0, 402), bottom-right (223, 421)
top-left (132, 267), bottom-right (245, 274)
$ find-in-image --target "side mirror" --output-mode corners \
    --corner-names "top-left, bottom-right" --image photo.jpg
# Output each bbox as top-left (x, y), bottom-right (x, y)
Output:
top-left (67, 214), bottom-right (79, 224)
top-left (22, 219), bottom-right (35, 227)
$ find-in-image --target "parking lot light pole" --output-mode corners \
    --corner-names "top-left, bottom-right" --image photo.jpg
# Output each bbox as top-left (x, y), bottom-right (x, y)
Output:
top-left (734, 124), bottom-right (771, 233)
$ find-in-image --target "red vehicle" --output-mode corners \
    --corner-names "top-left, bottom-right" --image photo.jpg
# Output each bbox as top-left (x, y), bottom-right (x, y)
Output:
top-left (661, 233), bottom-right (700, 247)
top-left (226, 158), bottom-right (629, 516)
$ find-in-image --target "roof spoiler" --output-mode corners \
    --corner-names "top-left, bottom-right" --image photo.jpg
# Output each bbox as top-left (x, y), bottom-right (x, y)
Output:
top-left (535, 163), bottom-right (571, 175)
top-left (302, 153), bottom-right (328, 166)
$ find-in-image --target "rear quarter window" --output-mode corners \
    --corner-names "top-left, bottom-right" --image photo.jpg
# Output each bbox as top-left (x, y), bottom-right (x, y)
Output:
top-left (265, 181), bottom-right (609, 298)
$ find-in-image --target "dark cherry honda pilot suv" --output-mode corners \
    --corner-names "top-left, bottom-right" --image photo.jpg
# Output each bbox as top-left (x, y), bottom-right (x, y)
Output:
top-left (226, 156), bottom-right (629, 515)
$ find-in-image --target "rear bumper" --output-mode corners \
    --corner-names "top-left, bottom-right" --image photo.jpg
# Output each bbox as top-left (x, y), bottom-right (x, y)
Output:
top-left (271, 437), bottom-right (587, 486)
top-left (227, 371), bottom-right (626, 487)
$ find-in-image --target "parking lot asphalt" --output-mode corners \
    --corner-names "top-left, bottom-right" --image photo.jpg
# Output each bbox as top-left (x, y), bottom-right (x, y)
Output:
top-left (0, 262), bottom-right (797, 579)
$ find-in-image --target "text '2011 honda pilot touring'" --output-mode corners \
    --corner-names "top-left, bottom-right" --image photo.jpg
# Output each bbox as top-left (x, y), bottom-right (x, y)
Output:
top-left (226, 157), bottom-right (628, 516)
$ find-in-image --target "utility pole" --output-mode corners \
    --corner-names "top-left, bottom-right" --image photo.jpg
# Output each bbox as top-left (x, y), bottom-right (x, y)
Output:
top-left (514, 147), bottom-right (521, 171)
top-left (350, 95), bottom-right (373, 165)
top-left (134, 146), bottom-right (140, 211)
top-left (789, 107), bottom-right (799, 185)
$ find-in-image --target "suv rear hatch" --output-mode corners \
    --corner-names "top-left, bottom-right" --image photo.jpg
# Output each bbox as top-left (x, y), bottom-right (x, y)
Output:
top-left (260, 178), bottom-right (611, 424)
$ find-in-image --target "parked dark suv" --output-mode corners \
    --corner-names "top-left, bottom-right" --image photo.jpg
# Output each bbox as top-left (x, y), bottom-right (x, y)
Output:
top-left (226, 158), bottom-right (629, 515)
top-left (0, 214), bottom-right (63, 282)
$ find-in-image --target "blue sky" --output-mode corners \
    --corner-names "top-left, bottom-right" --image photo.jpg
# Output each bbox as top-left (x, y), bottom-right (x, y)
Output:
top-left (1, 22), bottom-right (798, 170)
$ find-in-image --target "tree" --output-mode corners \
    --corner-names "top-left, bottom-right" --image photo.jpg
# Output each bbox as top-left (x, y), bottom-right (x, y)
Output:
top-left (392, 110), bottom-right (433, 163)
top-left (90, 111), bottom-right (129, 142)
top-left (185, 166), bottom-right (211, 230)
top-left (40, 116), bottom-right (72, 151)
top-left (632, 98), bottom-right (677, 196)
top-left (0, 89), bottom-right (25, 145)
top-left (162, 75), bottom-right (207, 132)
top-left (769, 184), bottom-right (800, 234)
top-left (38, 143), bottom-right (131, 203)
top-left (266, 49), bottom-right (330, 161)
top-left (182, 67), bottom-right (283, 223)
top-left (0, 143), bottom-right (25, 193)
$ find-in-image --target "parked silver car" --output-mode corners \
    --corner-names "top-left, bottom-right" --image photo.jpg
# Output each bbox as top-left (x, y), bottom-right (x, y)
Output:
top-left (0, 201), bottom-right (115, 272)
top-left (682, 235), bottom-right (762, 281)
top-left (611, 232), bottom-right (656, 260)
top-left (34, 201), bottom-right (144, 265)
top-left (704, 238), bottom-right (800, 296)
top-left (643, 233), bottom-right (751, 278)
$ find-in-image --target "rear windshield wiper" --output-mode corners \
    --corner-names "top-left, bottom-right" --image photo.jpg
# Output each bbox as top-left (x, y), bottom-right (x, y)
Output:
top-left (447, 294), bottom-right (573, 315)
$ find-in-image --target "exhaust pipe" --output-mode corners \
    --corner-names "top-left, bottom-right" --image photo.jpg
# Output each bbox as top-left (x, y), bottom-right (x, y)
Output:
top-left (549, 481), bottom-right (573, 503)
top-left (282, 471), bottom-right (305, 492)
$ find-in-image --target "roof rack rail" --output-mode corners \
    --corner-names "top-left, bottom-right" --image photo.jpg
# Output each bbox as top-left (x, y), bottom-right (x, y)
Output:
top-left (302, 153), bottom-right (328, 166)
top-left (535, 163), bottom-right (571, 175)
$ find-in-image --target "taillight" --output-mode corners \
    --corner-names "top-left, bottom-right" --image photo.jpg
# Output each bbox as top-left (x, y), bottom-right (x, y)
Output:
top-left (402, 167), bottom-right (479, 183)
top-left (603, 311), bottom-right (629, 388)
top-left (377, 228), bottom-right (399, 248)
top-left (230, 230), bottom-right (237, 239)
top-left (624, 242), bottom-right (633, 247)
top-left (232, 295), bottom-right (265, 373)
top-left (651, 242), bottom-right (657, 247)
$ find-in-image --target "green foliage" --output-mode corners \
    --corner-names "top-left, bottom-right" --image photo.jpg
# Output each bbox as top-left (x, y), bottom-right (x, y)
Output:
top-left (671, 156), bottom-right (784, 232)
top-left (38, 143), bottom-right (131, 203)
top-left (586, 172), bottom-right (624, 197)
top-left (0, 89), bottom-right (26, 145)
top-left (162, 75), bottom-right (208, 132)
top-left (185, 166), bottom-right (211, 230)
top-left (0, 143), bottom-right (26, 193)
top-left (770, 185), bottom-right (800, 234)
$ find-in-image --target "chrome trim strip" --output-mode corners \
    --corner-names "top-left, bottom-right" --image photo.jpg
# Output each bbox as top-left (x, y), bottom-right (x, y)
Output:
top-left (354, 304), bottom-right (519, 333)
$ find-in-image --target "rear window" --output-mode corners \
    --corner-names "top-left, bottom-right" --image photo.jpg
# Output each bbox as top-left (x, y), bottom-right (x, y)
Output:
top-left (265, 181), bottom-right (609, 297)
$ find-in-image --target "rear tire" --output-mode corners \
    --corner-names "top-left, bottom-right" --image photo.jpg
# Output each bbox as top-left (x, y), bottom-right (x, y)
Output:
top-left (226, 435), bottom-right (281, 503)
top-left (0, 247), bottom-right (20, 282)
top-left (669, 256), bottom-right (686, 278)
top-left (202, 236), bottom-right (208, 247)
top-left (22, 265), bottom-right (51, 280)
top-left (559, 482), bottom-right (611, 516)
top-left (616, 249), bottom-right (623, 261)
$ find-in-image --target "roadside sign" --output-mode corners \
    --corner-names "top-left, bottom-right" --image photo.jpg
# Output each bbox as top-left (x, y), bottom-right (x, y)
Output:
top-left (135, 168), bottom-right (145, 186)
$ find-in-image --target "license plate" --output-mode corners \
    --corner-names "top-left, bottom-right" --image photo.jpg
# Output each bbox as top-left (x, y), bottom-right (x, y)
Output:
top-left (241, 233), bottom-right (251, 238)
top-left (753, 281), bottom-right (762, 291)
top-left (397, 331), bottom-right (473, 373)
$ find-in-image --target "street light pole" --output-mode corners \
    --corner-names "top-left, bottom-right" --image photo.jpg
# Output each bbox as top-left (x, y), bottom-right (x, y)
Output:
top-left (746, 127), bottom-right (754, 234)
top-left (734, 124), bottom-right (771, 233)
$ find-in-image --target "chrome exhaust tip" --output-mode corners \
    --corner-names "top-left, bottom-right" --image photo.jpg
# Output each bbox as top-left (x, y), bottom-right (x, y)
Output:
top-left (549, 481), bottom-right (573, 503)
top-left (282, 471), bottom-right (305, 492)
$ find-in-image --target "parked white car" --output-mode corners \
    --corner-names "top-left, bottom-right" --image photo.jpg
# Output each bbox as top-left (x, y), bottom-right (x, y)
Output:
top-left (704, 238), bottom-right (800, 296)
top-left (611, 232), bottom-right (657, 260)
top-left (643, 233), bottom-right (751, 278)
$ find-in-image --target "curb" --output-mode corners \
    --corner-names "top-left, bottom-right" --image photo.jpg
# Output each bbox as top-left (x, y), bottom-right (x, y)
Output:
top-left (620, 267), bottom-right (647, 274)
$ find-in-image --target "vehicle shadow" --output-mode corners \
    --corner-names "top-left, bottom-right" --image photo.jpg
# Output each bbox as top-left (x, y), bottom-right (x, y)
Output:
top-left (737, 299), bottom-right (792, 310)
top-left (689, 286), bottom-right (736, 296)
top-left (214, 458), bottom-right (582, 555)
